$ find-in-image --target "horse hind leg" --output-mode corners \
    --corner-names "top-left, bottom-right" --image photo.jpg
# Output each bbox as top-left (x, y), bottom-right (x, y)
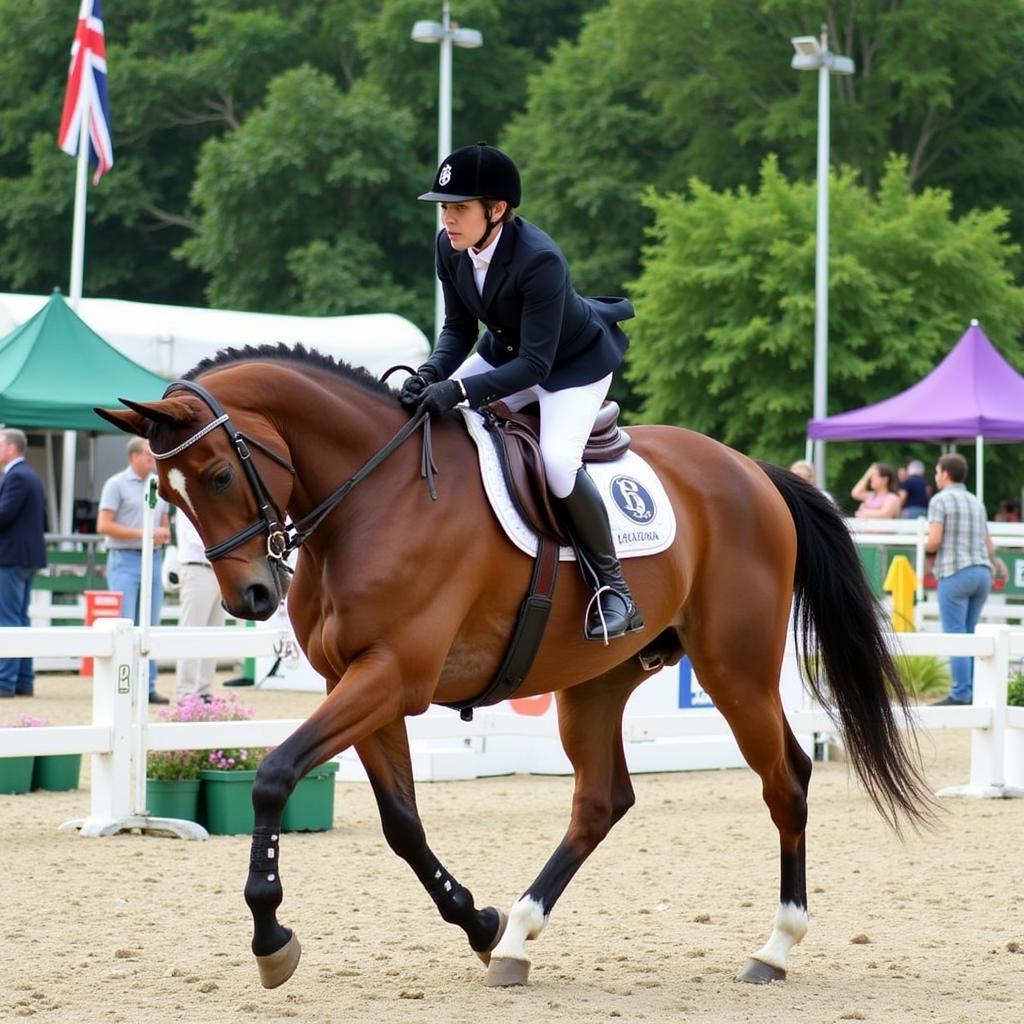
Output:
top-left (735, 720), bottom-right (812, 984)
top-left (689, 633), bottom-right (812, 983)
top-left (486, 666), bottom-right (641, 987)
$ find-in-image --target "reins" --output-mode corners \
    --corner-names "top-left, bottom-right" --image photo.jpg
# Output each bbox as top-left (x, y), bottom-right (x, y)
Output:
top-left (153, 369), bottom-right (438, 568)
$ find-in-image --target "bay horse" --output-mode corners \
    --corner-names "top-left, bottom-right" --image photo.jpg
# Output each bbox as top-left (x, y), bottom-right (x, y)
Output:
top-left (97, 344), bottom-right (932, 992)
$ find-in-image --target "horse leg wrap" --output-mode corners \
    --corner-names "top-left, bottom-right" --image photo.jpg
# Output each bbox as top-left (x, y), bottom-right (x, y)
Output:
top-left (249, 825), bottom-right (280, 876)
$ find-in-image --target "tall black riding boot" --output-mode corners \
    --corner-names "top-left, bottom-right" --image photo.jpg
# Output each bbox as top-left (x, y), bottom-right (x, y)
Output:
top-left (559, 470), bottom-right (645, 643)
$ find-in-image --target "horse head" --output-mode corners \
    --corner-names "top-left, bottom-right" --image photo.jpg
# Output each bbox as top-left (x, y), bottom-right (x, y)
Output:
top-left (96, 380), bottom-right (295, 621)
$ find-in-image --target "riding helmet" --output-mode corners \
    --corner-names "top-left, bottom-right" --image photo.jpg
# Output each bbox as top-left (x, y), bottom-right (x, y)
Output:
top-left (418, 142), bottom-right (522, 207)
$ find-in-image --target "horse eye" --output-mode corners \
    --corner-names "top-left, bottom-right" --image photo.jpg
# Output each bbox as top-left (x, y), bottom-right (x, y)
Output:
top-left (212, 468), bottom-right (233, 493)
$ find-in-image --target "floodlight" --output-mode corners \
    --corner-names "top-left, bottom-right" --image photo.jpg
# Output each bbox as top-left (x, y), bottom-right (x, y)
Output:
top-left (411, 20), bottom-right (444, 43)
top-left (452, 27), bottom-right (483, 48)
top-left (790, 36), bottom-right (822, 57)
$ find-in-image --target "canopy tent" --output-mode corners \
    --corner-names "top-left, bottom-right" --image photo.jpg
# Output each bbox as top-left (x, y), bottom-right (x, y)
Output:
top-left (0, 291), bottom-right (430, 381)
top-left (807, 320), bottom-right (1024, 503)
top-left (0, 291), bottom-right (171, 531)
top-left (0, 291), bottom-right (169, 429)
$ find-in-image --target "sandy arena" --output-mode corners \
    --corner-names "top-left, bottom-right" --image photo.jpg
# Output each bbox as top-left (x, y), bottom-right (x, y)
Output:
top-left (2, 673), bottom-right (1022, 1024)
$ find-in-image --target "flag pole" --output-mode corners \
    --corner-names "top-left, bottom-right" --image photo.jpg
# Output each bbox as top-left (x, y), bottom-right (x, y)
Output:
top-left (61, 116), bottom-right (90, 537)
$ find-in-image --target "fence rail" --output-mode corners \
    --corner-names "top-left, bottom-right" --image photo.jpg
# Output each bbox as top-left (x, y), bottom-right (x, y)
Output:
top-left (1, 620), bottom-right (1022, 841)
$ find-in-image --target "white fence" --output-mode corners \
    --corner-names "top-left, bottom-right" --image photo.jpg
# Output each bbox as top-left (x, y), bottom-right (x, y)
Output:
top-left (847, 518), bottom-right (1024, 629)
top-left (1, 621), bottom-right (1022, 842)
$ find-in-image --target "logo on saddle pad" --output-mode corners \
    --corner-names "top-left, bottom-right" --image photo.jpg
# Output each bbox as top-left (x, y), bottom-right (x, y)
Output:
top-left (610, 475), bottom-right (655, 524)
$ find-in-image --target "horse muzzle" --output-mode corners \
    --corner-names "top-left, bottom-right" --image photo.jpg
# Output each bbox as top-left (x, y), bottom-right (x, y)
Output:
top-left (222, 564), bottom-right (287, 621)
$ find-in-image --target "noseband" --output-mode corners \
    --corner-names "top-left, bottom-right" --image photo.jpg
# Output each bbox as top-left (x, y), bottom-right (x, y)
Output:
top-left (152, 378), bottom-right (435, 567)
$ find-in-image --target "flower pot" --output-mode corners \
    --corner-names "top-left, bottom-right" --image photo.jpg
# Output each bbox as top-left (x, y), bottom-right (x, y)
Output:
top-left (146, 777), bottom-right (202, 821)
top-left (282, 761), bottom-right (339, 832)
top-left (32, 753), bottom-right (82, 791)
top-left (199, 768), bottom-right (257, 835)
top-left (0, 756), bottom-right (35, 794)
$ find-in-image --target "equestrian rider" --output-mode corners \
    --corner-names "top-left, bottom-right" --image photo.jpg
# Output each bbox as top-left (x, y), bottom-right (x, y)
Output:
top-left (400, 142), bottom-right (644, 643)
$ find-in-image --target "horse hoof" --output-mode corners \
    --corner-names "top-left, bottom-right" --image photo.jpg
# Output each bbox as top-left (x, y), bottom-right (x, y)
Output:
top-left (475, 909), bottom-right (509, 967)
top-left (736, 957), bottom-right (786, 984)
top-left (485, 955), bottom-right (531, 987)
top-left (256, 932), bottom-right (302, 988)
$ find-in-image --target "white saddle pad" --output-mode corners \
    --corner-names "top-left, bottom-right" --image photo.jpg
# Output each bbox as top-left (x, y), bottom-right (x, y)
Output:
top-left (460, 408), bottom-right (676, 561)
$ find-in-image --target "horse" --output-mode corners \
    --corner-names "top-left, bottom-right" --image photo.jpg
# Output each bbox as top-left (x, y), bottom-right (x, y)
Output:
top-left (96, 344), bottom-right (933, 992)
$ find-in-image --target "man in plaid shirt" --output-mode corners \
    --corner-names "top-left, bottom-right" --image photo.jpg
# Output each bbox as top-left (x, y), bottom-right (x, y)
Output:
top-left (925, 453), bottom-right (1004, 705)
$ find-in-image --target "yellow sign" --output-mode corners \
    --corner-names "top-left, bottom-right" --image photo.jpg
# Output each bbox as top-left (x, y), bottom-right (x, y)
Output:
top-left (882, 555), bottom-right (917, 632)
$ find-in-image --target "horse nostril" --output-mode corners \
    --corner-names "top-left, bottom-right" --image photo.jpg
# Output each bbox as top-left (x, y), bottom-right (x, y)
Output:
top-left (244, 583), bottom-right (276, 620)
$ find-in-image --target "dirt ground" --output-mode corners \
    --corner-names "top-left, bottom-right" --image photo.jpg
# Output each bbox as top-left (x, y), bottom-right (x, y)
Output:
top-left (1, 672), bottom-right (1022, 1024)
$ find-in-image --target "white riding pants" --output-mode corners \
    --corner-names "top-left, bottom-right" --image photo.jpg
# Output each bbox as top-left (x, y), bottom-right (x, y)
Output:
top-left (451, 353), bottom-right (612, 498)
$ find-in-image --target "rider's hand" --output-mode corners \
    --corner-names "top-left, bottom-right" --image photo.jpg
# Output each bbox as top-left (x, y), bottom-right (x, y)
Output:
top-left (399, 366), bottom-right (438, 408)
top-left (418, 379), bottom-right (467, 416)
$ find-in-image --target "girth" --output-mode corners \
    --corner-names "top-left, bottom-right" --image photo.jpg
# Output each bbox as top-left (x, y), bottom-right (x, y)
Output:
top-left (440, 400), bottom-right (631, 721)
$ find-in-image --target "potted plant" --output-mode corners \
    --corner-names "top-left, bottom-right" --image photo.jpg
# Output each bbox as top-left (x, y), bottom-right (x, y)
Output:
top-left (145, 693), bottom-right (253, 821)
top-left (282, 759), bottom-right (339, 832)
top-left (0, 713), bottom-right (46, 794)
top-left (199, 744), bottom-right (269, 835)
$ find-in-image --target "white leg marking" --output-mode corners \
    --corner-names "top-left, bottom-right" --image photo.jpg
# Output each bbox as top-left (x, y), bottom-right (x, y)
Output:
top-left (490, 896), bottom-right (547, 962)
top-left (750, 902), bottom-right (808, 972)
top-left (167, 468), bottom-right (198, 517)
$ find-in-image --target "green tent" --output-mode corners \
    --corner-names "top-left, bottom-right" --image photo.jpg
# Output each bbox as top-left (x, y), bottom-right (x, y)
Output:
top-left (0, 291), bottom-right (169, 430)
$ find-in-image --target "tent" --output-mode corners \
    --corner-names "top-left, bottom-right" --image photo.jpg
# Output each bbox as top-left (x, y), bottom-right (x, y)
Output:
top-left (0, 291), bottom-right (430, 381)
top-left (807, 320), bottom-right (1024, 502)
top-left (0, 290), bottom-right (169, 430)
top-left (0, 291), bottom-right (174, 533)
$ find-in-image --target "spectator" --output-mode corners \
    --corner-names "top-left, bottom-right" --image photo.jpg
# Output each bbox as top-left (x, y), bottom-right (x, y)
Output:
top-left (898, 459), bottom-right (930, 519)
top-left (789, 459), bottom-right (834, 503)
top-left (173, 513), bottom-right (225, 702)
top-left (0, 429), bottom-right (46, 698)
top-left (97, 437), bottom-right (171, 704)
top-left (926, 453), bottom-right (1006, 705)
top-left (851, 462), bottom-right (901, 519)
top-left (994, 498), bottom-right (1022, 523)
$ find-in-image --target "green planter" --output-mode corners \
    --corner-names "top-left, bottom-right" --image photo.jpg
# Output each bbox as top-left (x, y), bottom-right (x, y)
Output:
top-left (283, 761), bottom-right (339, 832)
top-left (32, 753), bottom-right (82, 791)
top-left (146, 777), bottom-right (202, 821)
top-left (200, 768), bottom-right (257, 835)
top-left (0, 756), bottom-right (35, 794)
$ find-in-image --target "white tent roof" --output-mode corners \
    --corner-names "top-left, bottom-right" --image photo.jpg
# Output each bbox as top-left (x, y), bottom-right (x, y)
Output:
top-left (0, 292), bottom-right (430, 381)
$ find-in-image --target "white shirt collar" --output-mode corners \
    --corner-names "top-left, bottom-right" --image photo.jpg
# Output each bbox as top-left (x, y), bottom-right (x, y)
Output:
top-left (3, 456), bottom-right (24, 473)
top-left (468, 225), bottom-right (503, 272)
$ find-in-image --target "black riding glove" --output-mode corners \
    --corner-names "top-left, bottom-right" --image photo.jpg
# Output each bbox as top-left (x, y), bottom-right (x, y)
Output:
top-left (399, 366), bottom-right (438, 408)
top-left (418, 379), bottom-right (466, 416)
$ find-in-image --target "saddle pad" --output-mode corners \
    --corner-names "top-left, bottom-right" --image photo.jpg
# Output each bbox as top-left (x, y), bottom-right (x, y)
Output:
top-left (460, 408), bottom-right (676, 561)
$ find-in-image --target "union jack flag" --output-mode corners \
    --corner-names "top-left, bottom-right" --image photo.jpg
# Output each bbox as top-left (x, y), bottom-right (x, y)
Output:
top-left (57, 0), bottom-right (113, 184)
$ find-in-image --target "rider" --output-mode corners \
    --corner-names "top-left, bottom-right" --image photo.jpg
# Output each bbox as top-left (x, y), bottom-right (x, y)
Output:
top-left (401, 141), bottom-right (644, 643)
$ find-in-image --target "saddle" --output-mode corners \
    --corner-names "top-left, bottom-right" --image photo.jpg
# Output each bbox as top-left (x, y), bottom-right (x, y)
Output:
top-left (480, 400), bottom-right (631, 546)
top-left (440, 401), bottom-right (631, 722)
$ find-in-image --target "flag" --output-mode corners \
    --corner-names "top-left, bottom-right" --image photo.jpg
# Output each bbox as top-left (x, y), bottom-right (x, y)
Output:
top-left (57, 0), bottom-right (113, 184)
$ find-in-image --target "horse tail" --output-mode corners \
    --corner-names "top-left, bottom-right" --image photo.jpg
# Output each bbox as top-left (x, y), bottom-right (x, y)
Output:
top-left (757, 461), bottom-right (935, 833)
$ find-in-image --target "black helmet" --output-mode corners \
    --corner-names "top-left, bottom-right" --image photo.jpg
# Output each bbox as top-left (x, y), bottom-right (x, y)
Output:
top-left (418, 142), bottom-right (521, 207)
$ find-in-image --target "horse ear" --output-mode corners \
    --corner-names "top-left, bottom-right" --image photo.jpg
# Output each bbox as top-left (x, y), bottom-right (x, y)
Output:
top-left (94, 395), bottom-right (197, 435)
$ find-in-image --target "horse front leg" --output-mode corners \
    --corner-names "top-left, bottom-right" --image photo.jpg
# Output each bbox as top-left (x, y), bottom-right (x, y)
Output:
top-left (243, 647), bottom-right (405, 988)
top-left (487, 673), bottom-right (639, 987)
top-left (355, 720), bottom-right (506, 960)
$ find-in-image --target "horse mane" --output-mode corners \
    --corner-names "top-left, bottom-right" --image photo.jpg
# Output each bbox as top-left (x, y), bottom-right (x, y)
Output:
top-left (184, 343), bottom-right (402, 405)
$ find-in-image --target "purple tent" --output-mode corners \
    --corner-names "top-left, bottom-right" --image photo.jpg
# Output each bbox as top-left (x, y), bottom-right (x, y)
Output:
top-left (807, 321), bottom-right (1024, 501)
top-left (807, 321), bottom-right (1024, 441)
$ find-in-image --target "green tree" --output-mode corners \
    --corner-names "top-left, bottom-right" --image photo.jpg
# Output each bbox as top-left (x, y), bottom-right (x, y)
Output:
top-left (509, 0), bottom-right (1024, 313)
top-left (626, 156), bottom-right (1024, 505)
top-left (179, 66), bottom-right (425, 317)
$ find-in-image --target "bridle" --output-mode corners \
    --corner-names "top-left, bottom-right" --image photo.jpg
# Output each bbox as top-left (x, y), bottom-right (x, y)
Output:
top-left (152, 377), bottom-right (435, 568)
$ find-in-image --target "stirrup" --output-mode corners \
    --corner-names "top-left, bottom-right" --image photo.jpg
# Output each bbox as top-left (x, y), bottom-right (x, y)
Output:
top-left (583, 587), bottom-right (643, 645)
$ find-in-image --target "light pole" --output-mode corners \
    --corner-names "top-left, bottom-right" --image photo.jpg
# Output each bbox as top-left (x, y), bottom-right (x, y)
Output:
top-left (791, 26), bottom-right (854, 488)
top-left (412, 2), bottom-right (483, 340)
